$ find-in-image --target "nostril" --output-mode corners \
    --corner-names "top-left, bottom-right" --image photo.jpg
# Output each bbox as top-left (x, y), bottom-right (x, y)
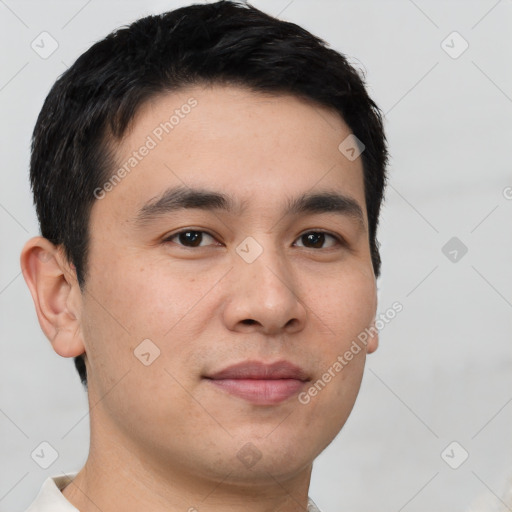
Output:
top-left (284, 319), bottom-right (298, 329)
top-left (241, 319), bottom-right (257, 326)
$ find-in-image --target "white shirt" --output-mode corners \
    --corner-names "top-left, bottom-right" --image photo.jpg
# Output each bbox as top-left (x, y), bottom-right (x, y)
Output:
top-left (25, 473), bottom-right (323, 511)
top-left (25, 473), bottom-right (79, 512)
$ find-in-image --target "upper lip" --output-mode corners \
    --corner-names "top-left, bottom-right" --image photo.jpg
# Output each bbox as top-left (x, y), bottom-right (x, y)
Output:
top-left (206, 360), bottom-right (310, 381)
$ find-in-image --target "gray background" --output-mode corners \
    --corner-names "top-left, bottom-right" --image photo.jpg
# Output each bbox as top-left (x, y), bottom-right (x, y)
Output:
top-left (1, 1), bottom-right (511, 511)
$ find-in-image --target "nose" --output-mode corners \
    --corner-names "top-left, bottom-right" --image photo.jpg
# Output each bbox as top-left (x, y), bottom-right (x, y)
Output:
top-left (222, 246), bottom-right (307, 336)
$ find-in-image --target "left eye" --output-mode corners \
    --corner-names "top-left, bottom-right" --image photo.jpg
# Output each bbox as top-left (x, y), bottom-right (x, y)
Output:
top-left (294, 231), bottom-right (340, 249)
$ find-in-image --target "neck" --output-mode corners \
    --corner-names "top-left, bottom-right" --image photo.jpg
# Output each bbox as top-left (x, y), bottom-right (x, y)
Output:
top-left (61, 418), bottom-right (313, 512)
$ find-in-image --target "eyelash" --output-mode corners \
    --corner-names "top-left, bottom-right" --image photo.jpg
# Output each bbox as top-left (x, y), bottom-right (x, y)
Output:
top-left (163, 229), bottom-right (346, 249)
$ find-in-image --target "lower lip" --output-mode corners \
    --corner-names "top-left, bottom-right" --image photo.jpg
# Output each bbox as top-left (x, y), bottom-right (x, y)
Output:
top-left (207, 378), bottom-right (306, 405)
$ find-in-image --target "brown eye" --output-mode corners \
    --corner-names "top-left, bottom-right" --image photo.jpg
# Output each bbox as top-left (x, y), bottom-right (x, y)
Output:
top-left (167, 230), bottom-right (217, 247)
top-left (295, 231), bottom-right (339, 249)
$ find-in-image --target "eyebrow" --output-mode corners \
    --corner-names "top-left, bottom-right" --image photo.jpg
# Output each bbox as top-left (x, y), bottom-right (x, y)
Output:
top-left (134, 185), bottom-right (365, 228)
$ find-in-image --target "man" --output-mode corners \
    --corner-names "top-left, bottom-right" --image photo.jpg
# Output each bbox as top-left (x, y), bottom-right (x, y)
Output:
top-left (21, 1), bottom-right (388, 510)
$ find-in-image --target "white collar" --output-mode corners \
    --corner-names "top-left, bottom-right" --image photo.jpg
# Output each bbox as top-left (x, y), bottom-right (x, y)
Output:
top-left (25, 473), bottom-right (79, 511)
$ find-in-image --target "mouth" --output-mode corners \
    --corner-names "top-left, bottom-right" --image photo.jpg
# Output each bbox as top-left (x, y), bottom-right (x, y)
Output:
top-left (203, 360), bottom-right (310, 405)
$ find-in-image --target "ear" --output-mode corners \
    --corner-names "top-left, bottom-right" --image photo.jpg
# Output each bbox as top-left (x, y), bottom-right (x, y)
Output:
top-left (366, 319), bottom-right (379, 354)
top-left (20, 236), bottom-right (85, 358)
top-left (366, 280), bottom-right (379, 354)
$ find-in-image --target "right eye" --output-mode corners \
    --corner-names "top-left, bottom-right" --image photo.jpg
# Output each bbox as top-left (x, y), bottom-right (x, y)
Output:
top-left (163, 230), bottom-right (220, 248)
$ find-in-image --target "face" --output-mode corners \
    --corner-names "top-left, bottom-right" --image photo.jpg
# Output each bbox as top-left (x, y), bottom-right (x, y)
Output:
top-left (79, 84), bottom-right (378, 485)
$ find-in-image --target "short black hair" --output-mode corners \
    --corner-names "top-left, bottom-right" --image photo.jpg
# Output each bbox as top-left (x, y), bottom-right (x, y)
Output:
top-left (30, 0), bottom-right (388, 388)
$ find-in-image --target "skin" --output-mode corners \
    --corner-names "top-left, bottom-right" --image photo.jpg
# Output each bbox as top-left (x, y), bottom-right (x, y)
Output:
top-left (21, 84), bottom-right (379, 512)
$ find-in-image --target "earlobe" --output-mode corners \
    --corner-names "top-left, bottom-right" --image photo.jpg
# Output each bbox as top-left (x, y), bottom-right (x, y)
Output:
top-left (366, 284), bottom-right (379, 354)
top-left (366, 320), bottom-right (379, 354)
top-left (20, 236), bottom-right (85, 358)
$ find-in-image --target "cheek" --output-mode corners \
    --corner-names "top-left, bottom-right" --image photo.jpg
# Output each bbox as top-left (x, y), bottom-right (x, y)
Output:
top-left (293, 263), bottom-right (375, 372)
top-left (295, 264), bottom-right (376, 417)
top-left (80, 251), bottom-right (223, 387)
top-left (88, 251), bottom-right (214, 336)
top-left (303, 264), bottom-right (377, 345)
top-left (80, 256), bottom-right (205, 430)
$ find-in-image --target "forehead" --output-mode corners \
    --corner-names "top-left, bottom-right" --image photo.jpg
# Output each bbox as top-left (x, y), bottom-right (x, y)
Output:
top-left (94, 84), bottom-right (367, 224)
